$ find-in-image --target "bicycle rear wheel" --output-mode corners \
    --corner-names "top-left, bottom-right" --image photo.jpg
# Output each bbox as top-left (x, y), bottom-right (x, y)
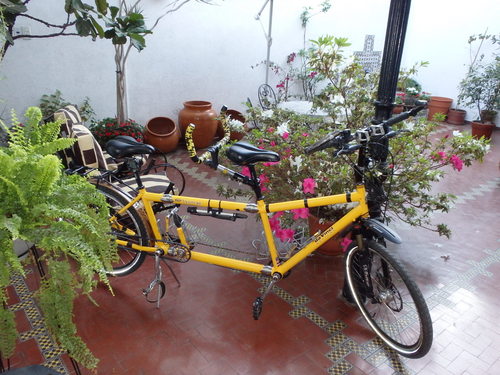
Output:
top-left (344, 240), bottom-right (433, 358)
top-left (96, 184), bottom-right (148, 276)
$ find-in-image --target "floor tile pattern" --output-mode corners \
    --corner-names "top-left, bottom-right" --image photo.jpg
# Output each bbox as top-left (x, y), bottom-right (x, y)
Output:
top-left (3, 124), bottom-right (499, 374)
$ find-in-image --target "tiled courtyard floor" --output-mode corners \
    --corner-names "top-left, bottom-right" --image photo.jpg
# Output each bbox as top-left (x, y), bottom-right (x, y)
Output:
top-left (3, 123), bottom-right (499, 374)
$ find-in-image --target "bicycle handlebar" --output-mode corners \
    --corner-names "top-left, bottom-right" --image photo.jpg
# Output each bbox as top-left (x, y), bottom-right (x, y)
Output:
top-left (185, 106), bottom-right (231, 168)
top-left (305, 105), bottom-right (426, 156)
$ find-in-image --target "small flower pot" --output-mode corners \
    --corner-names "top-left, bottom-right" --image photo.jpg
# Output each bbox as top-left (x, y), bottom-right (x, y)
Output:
top-left (392, 105), bottom-right (404, 114)
top-left (217, 109), bottom-right (247, 141)
top-left (144, 117), bottom-right (180, 153)
top-left (471, 121), bottom-right (495, 140)
top-left (446, 109), bottom-right (466, 125)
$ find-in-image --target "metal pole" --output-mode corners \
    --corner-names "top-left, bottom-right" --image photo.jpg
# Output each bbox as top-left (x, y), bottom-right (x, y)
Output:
top-left (374, 0), bottom-right (412, 123)
top-left (265, 0), bottom-right (274, 85)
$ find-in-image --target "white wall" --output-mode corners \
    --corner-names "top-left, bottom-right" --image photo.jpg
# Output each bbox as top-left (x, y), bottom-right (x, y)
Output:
top-left (1, 0), bottom-right (499, 126)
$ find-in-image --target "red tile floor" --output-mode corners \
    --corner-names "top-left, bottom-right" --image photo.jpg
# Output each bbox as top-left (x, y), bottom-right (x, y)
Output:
top-left (2, 124), bottom-right (499, 374)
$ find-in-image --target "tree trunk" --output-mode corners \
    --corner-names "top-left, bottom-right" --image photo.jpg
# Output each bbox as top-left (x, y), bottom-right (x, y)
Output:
top-left (115, 44), bottom-right (128, 123)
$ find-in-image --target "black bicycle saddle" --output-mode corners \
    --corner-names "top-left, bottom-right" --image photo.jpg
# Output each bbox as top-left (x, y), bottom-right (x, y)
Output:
top-left (226, 141), bottom-right (280, 166)
top-left (106, 136), bottom-right (155, 159)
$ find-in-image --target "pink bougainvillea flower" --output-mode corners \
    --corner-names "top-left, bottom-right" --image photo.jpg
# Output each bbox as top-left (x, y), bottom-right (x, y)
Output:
top-left (450, 154), bottom-right (463, 171)
top-left (259, 173), bottom-right (270, 184)
top-left (269, 217), bottom-right (281, 232)
top-left (308, 71), bottom-right (318, 79)
top-left (282, 132), bottom-right (290, 140)
top-left (266, 127), bottom-right (275, 133)
top-left (263, 161), bottom-right (280, 167)
top-left (276, 82), bottom-right (285, 89)
top-left (302, 178), bottom-right (316, 195)
top-left (241, 166), bottom-right (251, 178)
top-left (276, 228), bottom-right (295, 242)
top-left (302, 132), bottom-right (309, 137)
top-left (292, 208), bottom-right (309, 220)
top-left (270, 141), bottom-right (276, 147)
top-left (432, 151), bottom-right (447, 161)
top-left (341, 236), bottom-right (353, 253)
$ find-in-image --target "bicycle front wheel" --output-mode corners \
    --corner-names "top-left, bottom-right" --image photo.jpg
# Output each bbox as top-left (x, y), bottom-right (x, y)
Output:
top-left (96, 184), bottom-right (148, 276)
top-left (344, 240), bottom-right (433, 358)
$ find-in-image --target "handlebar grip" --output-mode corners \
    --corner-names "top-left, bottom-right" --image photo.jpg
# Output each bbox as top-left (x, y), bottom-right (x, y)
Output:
top-left (304, 131), bottom-right (341, 154)
top-left (383, 105), bottom-right (426, 127)
top-left (185, 113), bottom-right (232, 165)
top-left (185, 124), bottom-right (208, 163)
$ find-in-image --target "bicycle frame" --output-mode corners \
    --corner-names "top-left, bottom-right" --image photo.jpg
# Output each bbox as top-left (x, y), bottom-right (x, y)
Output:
top-left (111, 184), bottom-right (369, 277)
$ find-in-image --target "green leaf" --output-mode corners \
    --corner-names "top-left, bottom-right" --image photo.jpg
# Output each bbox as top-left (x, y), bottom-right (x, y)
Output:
top-left (0, 0), bottom-right (27, 14)
top-left (90, 17), bottom-right (105, 38)
top-left (95, 0), bottom-right (108, 14)
top-left (75, 18), bottom-right (92, 36)
top-left (113, 35), bottom-right (127, 45)
top-left (129, 33), bottom-right (146, 51)
top-left (109, 5), bottom-right (119, 19)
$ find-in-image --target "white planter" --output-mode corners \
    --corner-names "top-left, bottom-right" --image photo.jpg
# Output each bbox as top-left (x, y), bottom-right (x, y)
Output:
top-left (13, 239), bottom-right (33, 260)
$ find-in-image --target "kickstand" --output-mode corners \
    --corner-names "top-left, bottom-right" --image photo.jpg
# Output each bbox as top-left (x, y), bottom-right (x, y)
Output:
top-left (161, 258), bottom-right (181, 288)
top-left (142, 251), bottom-right (166, 308)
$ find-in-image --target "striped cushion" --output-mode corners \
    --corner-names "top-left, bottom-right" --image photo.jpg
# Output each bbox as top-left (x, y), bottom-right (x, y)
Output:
top-left (119, 174), bottom-right (177, 195)
top-left (54, 105), bottom-right (82, 138)
top-left (71, 124), bottom-right (108, 170)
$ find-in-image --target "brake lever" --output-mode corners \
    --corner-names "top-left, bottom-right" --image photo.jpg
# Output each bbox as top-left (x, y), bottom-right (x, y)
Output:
top-left (335, 144), bottom-right (362, 156)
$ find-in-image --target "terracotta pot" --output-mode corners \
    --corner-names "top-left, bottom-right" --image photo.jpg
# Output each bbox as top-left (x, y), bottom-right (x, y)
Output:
top-left (446, 109), bottom-right (466, 125)
top-left (178, 101), bottom-right (218, 149)
top-left (427, 96), bottom-right (453, 121)
top-left (480, 110), bottom-right (497, 123)
top-left (143, 117), bottom-right (180, 153)
top-left (308, 215), bottom-right (349, 256)
top-left (471, 121), bottom-right (495, 140)
top-left (392, 105), bottom-right (404, 114)
top-left (217, 109), bottom-right (247, 141)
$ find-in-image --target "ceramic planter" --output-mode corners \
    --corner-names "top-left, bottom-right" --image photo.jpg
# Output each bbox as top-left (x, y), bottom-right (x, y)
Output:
top-left (471, 121), bottom-right (495, 140)
top-left (143, 117), bottom-right (180, 153)
top-left (178, 101), bottom-right (218, 149)
top-left (392, 105), bottom-right (404, 114)
top-left (217, 109), bottom-right (247, 141)
top-left (427, 96), bottom-right (453, 121)
top-left (446, 109), bottom-right (466, 125)
top-left (308, 215), bottom-right (349, 256)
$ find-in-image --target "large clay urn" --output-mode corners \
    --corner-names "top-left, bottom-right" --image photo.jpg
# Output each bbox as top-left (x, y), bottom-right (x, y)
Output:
top-left (143, 117), bottom-right (180, 153)
top-left (178, 101), bottom-right (218, 149)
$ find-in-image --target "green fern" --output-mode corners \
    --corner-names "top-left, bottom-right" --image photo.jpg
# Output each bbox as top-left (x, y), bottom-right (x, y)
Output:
top-left (0, 107), bottom-right (117, 369)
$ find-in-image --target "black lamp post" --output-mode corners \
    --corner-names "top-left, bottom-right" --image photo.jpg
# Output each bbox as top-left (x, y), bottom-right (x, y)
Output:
top-left (374, 0), bottom-right (412, 123)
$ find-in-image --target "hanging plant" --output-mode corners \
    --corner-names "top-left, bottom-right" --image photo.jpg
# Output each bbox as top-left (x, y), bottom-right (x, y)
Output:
top-left (0, 107), bottom-right (117, 369)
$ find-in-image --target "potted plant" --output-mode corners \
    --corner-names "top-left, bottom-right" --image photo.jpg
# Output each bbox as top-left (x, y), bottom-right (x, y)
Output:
top-left (458, 32), bottom-right (500, 139)
top-left (393, 92), bottom-right (405, 114)
top-left (0, 107), bottom-right (117, 369)
top-left (89, 117), bottom-right (144, 147)
top-left (219, 35), bottom-right (489, 256)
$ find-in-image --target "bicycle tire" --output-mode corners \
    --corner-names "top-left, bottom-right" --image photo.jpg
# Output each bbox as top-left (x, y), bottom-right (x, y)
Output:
top-left (344, 240), bottom-right (433, 358)
top-left (143, 161), bottom-right (186, 195)
top-left (96, 184), bottom-right (148, 276)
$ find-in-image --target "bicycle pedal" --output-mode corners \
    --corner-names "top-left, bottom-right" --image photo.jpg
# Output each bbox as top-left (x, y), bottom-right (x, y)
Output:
top-left (252, 297), bottom-right (263, 320)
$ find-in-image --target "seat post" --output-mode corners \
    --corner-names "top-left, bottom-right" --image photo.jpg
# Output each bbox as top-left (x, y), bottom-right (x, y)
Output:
top-left (126, 157), bottom-right (144, 190)
top-left (248, 165), bottom-right (264, 200)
